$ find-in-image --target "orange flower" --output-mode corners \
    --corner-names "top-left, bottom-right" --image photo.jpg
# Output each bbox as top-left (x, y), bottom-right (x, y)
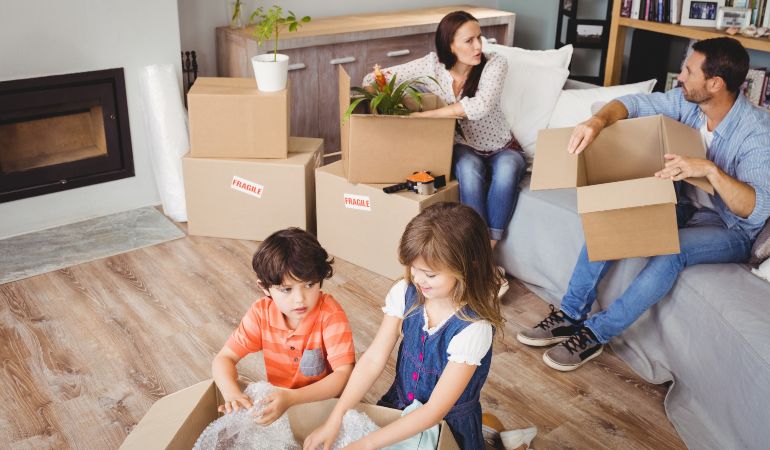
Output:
top-left (373, 64), bottom-right (387, 89)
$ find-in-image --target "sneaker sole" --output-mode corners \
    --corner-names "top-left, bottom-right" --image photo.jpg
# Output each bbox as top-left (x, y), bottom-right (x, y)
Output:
top-left (516, 333), bottom-right (569, 347)
top-left (542, 345), bottom-right (603, 372)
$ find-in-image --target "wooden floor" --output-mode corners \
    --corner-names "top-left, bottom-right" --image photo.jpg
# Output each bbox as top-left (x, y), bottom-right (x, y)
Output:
top-left (0, 225), bottom-right (687, 450)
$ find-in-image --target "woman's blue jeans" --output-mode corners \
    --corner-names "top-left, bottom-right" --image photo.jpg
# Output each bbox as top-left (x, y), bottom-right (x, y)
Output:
top-left (560, 202), bottom-right (753, 343)
top-left (452, 143), bottom-right (527, 241)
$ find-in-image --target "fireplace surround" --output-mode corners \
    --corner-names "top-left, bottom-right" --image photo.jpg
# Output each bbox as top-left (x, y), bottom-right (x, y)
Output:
top-left (0, 68), bottom-right (134, 203)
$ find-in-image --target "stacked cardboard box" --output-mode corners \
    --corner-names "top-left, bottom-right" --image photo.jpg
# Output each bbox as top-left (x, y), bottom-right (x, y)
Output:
top-left (184, 77), bottom-right (323, 241)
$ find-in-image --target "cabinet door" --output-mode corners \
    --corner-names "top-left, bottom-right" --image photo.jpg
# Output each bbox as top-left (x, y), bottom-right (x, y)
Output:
top-left (316, 42), bottom-right (367, 153)
top-left (365, 34), bottom-right (431, 73)
top-left (282, 47), bottom-right (320, 139)
top-left (216, 29), bottom-right (249, 77)
top-left (481, 25), bottom-right (509, 47)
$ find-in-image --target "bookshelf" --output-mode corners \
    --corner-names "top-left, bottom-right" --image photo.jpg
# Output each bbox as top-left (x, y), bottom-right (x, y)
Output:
top-left (555, 0), bottom-right (614, 85)
top-left (604, 0), bottom-right (770, 85)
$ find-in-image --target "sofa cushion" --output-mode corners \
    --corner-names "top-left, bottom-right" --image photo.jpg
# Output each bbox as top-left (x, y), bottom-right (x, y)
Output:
top-left (547, 79), bottom-right (657, 128)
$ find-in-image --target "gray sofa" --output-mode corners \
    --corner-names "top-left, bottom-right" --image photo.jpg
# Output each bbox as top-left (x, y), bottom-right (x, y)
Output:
top-left (496, 177), bottom-right (770, 450)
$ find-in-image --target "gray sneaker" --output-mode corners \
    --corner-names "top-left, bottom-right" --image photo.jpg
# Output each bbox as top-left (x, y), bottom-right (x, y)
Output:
top-left (543, 326), bottom-right (603, 372)
top-left (516, 305), bottom-right (581, 347)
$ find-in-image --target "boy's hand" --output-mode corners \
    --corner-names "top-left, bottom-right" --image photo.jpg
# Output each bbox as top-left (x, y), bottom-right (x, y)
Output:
top-left (218, 391), bottom-right (253, 414)
top-left (254, 389), bottom-right (295, 425)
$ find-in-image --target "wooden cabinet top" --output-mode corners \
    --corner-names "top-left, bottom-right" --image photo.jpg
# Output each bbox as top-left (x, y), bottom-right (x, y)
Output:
top-left (218, 5), bottom-right (516, 50)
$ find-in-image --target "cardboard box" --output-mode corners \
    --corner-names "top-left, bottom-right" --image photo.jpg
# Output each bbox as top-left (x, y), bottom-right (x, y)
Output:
top-left (183, 137), bottom-right (322, 241)
top-left (531, 115), bottom-right (714, 261)
top-left (316, 161), bottom-right (459, 279)
top-left (188, 77), bottom-right (289, 159)
top-left (338, 66), bottom-right (456, 184)
top-left (119, 379), bottom-right (460, 449)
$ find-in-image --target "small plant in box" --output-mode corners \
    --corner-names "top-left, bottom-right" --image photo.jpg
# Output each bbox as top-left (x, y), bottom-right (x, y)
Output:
top-left (344, 65), bottom-right (440, 122)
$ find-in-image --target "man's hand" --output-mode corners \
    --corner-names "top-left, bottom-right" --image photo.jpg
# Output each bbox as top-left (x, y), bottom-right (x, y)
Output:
top-left (254, 389), bottom-right (295, 425)
top-left (655, 154), bottom-right (716, 181)
top-left (567, 116), bottom-right (606, 154)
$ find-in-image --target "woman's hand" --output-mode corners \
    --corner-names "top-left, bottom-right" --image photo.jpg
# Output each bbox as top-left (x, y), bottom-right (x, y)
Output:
top-left (218, 390), bottom-right (253, 414)
top-left (254, 389), bottom-right (295, 425)
top-left (303, 415), bottom-right (343, 450)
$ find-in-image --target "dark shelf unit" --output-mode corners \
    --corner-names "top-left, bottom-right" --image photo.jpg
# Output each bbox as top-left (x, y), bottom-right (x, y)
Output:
top-left (556, 0), bottom-right (614, 85)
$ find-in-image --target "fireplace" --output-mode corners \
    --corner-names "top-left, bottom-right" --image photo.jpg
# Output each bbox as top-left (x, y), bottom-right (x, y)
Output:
top-left (0, 68), bottom-right (134, 203)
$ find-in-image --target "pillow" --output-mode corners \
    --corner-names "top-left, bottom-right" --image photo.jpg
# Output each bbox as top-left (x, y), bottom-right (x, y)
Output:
top-left (482, 37), bottom-right (573, 69)
top-left (750, 219), bottom-right (770, 264)
top-left (547, 79), bottom-right (657, 128)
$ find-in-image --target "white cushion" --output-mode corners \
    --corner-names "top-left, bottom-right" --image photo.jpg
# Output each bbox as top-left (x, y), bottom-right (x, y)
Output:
top-left (482, 37), bottom-right (574, 70)
top-left (547, 79), bottom-right (657, 129)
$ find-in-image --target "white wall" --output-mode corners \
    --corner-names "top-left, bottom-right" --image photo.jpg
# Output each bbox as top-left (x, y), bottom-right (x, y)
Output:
top-left (179, 0), bottom-right (498, 77)
top-left (0, 0), bottom-right (182, 238)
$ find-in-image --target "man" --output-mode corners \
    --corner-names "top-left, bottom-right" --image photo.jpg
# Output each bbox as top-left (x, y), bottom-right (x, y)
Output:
top-left (517, 37), bottom-right (770, 371)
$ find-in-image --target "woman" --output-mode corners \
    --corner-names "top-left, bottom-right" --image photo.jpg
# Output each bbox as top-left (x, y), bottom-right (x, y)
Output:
top-left (363, 10), bottom-right (526, 251)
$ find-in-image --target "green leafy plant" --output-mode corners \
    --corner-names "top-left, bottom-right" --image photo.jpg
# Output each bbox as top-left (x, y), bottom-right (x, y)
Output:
top-left (249, 6), bottom-right (311, 62)
top-left (344, 65), bottom-right (440, 122)
top-left (230, 0), bottom-right (242, 28)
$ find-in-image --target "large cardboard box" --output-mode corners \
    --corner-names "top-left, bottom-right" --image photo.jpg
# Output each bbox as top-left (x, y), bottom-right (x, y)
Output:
top-left (188, 77), bottom-right (289, 159)
top-left (338, 66), bottom-right (456, 184)
top-left (119, 379), bottom-right (460, 449)
top-left (532, 115), bottom-right (714, 261)
top-left (183, 137), bottom-right (322, 241)
top-left (316, 161), bottom-right (459, 279)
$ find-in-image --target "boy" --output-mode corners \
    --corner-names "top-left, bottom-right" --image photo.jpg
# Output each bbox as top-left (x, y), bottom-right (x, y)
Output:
top-left (212, 228), bottom-right (355, 424)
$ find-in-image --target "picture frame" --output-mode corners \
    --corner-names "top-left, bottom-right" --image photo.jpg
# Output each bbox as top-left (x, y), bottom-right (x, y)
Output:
top-left (665, 72), bottom-right (682, 91)
top-left (575, 23), bottom-right (605, 45)
top-left (680, 0), bottom-right (726, 27)
top-left (563, 0), bottom-right (574, 14)
top-left (716, 7), bottom-right (752, 30)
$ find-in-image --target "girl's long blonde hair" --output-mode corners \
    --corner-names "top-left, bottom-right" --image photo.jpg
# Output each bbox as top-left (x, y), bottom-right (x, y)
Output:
top-left (399, 202), bottom-right (504, 331)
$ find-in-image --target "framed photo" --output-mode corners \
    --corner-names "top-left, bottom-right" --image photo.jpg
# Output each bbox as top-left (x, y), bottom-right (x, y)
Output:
top-left (681, 0), bottom-right (726, 27)
top-left (716, 7), bottom-right (752, 30)
top-left (665, 72), bottom-right (682, 91)
top-left (575, 24), bottom-right (605, 45)
top-left (563, 0), bottom-right (574, 13)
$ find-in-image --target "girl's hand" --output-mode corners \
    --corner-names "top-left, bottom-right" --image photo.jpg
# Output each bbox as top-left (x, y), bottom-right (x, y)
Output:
top-left (342, 440), bottom-right (373, 450)
top-left (217, 391), bottom-right (253, 414)
top-left (254, 390), bottom-right (294, 425)
top-left (303, 416), bottom-right (343, 450)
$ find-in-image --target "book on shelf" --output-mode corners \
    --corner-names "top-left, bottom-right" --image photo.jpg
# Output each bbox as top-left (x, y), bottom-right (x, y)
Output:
top-left (631, 0), bottom-right (642, 19)
top-left (622, 0), bottom-right (633, 17)
top-left (743, 67), bottom-right (768, 107)
top-left (670, 0), bottom-right (683, 23)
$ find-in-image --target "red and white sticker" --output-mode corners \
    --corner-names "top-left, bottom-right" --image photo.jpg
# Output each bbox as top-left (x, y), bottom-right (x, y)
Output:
top-left (231, 175), bottom-right (264, 198)
top-left (343, 193), bottom-right (371, 211)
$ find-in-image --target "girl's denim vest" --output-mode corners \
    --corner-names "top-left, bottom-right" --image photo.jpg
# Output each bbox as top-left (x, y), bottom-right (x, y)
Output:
top-left (378, 283), bottom-right (493, 449)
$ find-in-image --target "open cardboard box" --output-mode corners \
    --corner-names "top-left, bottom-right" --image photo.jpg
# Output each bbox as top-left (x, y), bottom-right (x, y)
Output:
top-left (119, 379), bottom-right (459, 449)
top-left (188, 77), bottom-right (289, 159)
top-left (338, 66), bottom-right (456, 184)
top-left (531, 115), bottom-right (713, 261)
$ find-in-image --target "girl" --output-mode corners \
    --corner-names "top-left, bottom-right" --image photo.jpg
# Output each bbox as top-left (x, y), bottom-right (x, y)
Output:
top-left (362, 11), bottom-right (526, 250)
top-left (303, 203), bottom-right (504, 450)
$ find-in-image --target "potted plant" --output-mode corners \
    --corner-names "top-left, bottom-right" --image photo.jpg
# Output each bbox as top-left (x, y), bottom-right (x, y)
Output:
top-left (227, 0), bottom-right (243, 29)
top-left (343, 65), bottom-right (440, 122)
top-left (249, 6), bottom-right (310, 92)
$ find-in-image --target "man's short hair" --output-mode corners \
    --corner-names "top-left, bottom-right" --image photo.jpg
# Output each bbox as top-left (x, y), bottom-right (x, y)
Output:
top-left (252, 228), bottom-right (334, 288)
top-left (692, 37), bottom-right (749, 94)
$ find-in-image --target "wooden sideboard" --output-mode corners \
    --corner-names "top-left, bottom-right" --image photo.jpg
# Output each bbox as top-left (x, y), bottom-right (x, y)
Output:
top-left (216, 6), bottom-right (516, 153)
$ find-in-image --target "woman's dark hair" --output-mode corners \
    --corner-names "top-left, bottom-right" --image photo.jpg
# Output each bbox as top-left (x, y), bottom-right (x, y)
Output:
top-left (435, 11), bottom-right (487, 99)
top-left (692, 37), bottom-right (749, 94)
top-left (252, 228), bottom-right (334, 288)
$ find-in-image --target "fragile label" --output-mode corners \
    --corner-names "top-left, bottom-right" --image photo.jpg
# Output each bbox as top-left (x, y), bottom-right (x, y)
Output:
top-left (231, 176), bottom-right (264, 198)
top-left (343, 193), bottom-right (371, 211)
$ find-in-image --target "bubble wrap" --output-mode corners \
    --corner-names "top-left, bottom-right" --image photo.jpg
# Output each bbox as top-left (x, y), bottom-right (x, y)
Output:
top-left (193, 382), bottom-right (299, 450)
top-left (193, 381), bottom-right (381, 450)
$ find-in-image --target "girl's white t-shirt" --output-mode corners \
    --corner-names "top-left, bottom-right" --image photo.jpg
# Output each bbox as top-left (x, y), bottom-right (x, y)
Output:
top-left (382, 279), bottom-right (493, 366)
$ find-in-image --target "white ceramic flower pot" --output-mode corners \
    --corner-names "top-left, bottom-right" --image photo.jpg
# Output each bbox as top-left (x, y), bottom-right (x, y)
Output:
top-left (251, 53), bottom-right (289, 92)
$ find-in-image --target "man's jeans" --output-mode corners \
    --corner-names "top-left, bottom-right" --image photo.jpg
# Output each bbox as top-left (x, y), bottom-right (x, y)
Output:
top-left (453, 143), bottom-right (526, 241)
top-left (560, 202), bottom-right (753, 343)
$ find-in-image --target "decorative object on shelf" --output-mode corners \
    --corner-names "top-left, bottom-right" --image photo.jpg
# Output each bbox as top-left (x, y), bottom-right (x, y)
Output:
top-left (680, 0), bottom-right (726, 27)
top-left (555, 0), bottom-right (613, 85)
top-left (227, 0), bottom-right (243, 29)
top-left (181, 50), bottom-right (198, 107)
top-left (343, 64), bottom-right (439, 122)
top-left (249, 5), bottom-right (311, 92)
top-left (716, 6), bottom-right (752, 29)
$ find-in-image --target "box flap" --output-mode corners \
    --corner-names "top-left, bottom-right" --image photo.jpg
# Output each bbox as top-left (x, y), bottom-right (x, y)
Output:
top-left (189, 77), bottom-right (267, 95)
top-left (577, 177), bottom-right (676, 214)
top-left (530, 127), bottom-right (582, 190)
top-left (659, 115), bottom-right (715, 195)
top-left (119, 380), bottom-right (219, 450)
top-left (339, 66), bottom-right (352, 177)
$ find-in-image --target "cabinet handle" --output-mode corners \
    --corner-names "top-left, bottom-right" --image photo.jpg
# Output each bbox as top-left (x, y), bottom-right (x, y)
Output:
top-left (330, 56), bottom-right (356, 65)
top-left (288, 63), bottom-right (306, 71)
top-left (386, 49), bottom-right (410, 57)
top-left (486, 37), bottom-right (498, 44)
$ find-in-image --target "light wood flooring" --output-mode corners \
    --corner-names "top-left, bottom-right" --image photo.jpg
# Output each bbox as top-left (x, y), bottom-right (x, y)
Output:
top-left (0, 225), bottom-right (687, 449)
